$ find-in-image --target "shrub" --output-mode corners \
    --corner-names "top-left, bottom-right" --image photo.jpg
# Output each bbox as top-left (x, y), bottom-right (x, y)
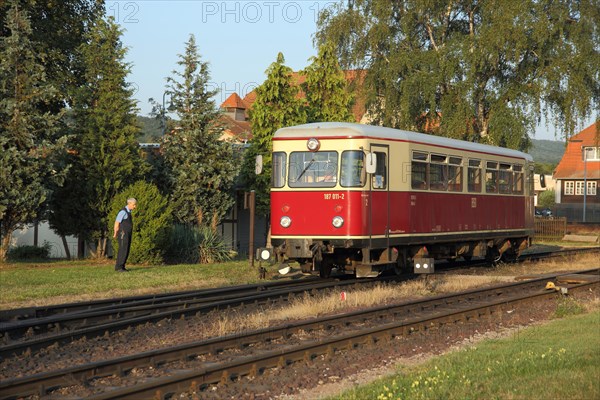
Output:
top-left (7, 241), bottom-right (52, 260)
top-left (538, 189), bottom-right (556, 209)
top-left (166, 224), bottom-right (232, 264)
top-left (109, 181), bottom-right (173, 264)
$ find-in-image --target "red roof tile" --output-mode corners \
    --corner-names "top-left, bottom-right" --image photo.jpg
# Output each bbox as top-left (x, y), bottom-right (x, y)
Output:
top-left (553, 122), bottom-right (600, 179)
top-left (219, 114), bottom-right (252, 142)
top-left (232, 70), bottom-right (368, 122)
top-left (220, 93), bottom-right (247, 109)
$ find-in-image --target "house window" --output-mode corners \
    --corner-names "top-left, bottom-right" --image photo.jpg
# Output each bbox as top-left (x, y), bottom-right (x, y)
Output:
top-left (587, 181), bottom-right (597, 196)
top-left (564, 181), bottom-right (574, 195)
top-left (575, 181), bottom-right (585, 195)
top-left (584, 147), bottom-right (600, 161)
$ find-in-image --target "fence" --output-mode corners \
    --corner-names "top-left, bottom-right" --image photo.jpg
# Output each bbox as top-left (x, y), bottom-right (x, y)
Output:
top-left (534, 217), bottom-right (567, 241)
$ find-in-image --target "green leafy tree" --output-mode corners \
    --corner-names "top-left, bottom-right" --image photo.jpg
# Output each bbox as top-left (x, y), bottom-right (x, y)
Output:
top-left (109, 181), bottom-right (172, 265)
top-left (534, 163), bottom-right (557, 176)
top-left (0, 0), bottom-right (103, 111)
top-left (0, 1), bottom-right (67, 262)
top-left (302, 41), bottom-right (354, 123)
top-left (538, 190), bottom-right (556, 209)
top-left (159, 35), bottom-right (239, 228)
top-left (241, 52), bottom-right (306, 215)
top-left (316, 0), bottom-right (599, 147)
top-left (68, 16), bottom-right (146, 257)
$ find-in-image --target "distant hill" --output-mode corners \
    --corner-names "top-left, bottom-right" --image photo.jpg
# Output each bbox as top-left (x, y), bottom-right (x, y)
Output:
top-left (527, 139), bottom-right (566, 165)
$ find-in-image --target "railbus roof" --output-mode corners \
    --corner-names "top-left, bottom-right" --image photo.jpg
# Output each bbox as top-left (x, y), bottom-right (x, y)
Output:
top-left (274, 122), bottom-right (533, 162)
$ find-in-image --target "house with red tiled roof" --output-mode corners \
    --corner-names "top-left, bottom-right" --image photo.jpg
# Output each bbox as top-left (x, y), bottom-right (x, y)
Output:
top-left (219, 93), bottom-right (251, 143)
top-left (220, 70), bottom-right (369, 130)
top-left (553, 122), bottom-right (600, 222)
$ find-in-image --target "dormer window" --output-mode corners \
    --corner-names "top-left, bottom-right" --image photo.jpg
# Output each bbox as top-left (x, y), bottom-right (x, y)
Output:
top-left (583, 146), bottom-right (599, 161)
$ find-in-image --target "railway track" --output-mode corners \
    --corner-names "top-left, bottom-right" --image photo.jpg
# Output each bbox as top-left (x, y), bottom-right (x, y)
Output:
top-left (0, 275), bottom-right (393, 358)
top-left (1, 267), bottom-right (597, 399)
top-left (1, 247), bottom-right (597, 359)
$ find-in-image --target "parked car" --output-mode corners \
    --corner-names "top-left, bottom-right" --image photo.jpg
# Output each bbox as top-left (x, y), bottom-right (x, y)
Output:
top-left (535, 208), bottom-right (553, 217)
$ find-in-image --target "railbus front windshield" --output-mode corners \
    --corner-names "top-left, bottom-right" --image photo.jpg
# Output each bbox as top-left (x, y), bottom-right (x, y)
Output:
top-left (271, 150), bottom-right (366, 188)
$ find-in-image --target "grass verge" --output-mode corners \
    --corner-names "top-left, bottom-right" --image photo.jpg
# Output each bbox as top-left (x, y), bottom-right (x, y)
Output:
top-left (0, 260), bottom-right (264, 309)
top-left (328, 309), bottom-right (600, 400)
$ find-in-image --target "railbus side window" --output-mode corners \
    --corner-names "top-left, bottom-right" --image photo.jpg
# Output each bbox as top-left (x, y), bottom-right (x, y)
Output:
top-left (499, 163), bottom-right (512, 194)
top-left (340, 150), bottom-right (365, 187)
top-left (411, 152), bottom-right (428, 190)
top-left (448, 157), bottom-right (463, 192)
top-left (429, 154), bottom-right (448, 191)
top-left (372, 151), bottom-right (387, 189)
top-left (486, 162), bottom-right (498, 193)
top-left (468, 159), bottom-right (482, 192)
top-left (271, 152), bottom-right (286, 188)
top-left (513, 165), bottom-right (524, 194)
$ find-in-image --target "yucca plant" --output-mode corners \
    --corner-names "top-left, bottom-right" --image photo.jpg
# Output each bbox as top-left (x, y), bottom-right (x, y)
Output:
top-left (167, 224), bottom-right (232, 264)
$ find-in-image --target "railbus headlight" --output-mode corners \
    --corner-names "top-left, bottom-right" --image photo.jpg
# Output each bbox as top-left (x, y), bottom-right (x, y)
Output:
top-left (332, 216), bottom-right (344, 228)
top-left (280, 216), bottom-right (292, 228)
top-left (306, 138), bottom-right (320, 151)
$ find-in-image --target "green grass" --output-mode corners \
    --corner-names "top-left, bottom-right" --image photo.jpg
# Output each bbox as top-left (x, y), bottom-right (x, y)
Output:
top-left (0, 259), bottom-right (266, 307)
top-left (329, 310), bottom-right (600, 400)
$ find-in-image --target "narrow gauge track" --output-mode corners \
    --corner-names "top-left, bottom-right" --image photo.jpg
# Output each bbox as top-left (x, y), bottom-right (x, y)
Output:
top-left (1, 268), bottom-right (597, 400)
top-left (0, 278), bottom-right (323, 322)
top-left (0, 276), bottom-right (389, 358)
top-left (435, 246), bottom-right (600, 274)
top-left (0, 247), bottom-right (596, 359)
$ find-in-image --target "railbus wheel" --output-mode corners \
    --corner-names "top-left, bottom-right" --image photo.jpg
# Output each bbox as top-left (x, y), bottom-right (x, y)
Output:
top-left (501, 248), bottom-right (519, 263)
top-left (485, 246), bottom-right (502, 266)
top-left (394, 256), bottom-right (407, 276)
top-left (317, 257), bottom-right (334, 278)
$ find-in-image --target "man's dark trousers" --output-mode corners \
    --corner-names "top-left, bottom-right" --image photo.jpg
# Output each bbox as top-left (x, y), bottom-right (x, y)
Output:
top-left (115, 207), bottom-right (133, 271)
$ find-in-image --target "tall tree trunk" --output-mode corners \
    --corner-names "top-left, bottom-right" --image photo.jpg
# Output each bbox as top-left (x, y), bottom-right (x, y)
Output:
top-left (61, 234), bottom-right (71, 260)
top-left (0, 232), bottom-right (12, 263)
top-left (99, 235), bottom-right (107, 258)
top-left (77, 235), bottom-right (85, 259)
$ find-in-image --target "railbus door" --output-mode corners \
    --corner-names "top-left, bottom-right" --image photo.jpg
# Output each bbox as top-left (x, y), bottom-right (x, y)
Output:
top-left (368, 144), bottom-right (390, 261)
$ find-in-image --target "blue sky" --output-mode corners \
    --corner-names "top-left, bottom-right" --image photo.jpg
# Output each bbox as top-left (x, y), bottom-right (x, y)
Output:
top-left (109, 0), bottom-right (591, 141)
top-left (109, 1), bottom-right (326, 114)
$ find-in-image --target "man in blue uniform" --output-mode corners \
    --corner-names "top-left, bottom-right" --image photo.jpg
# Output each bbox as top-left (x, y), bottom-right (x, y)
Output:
top-left (113, 198), bottom-right (137, 272)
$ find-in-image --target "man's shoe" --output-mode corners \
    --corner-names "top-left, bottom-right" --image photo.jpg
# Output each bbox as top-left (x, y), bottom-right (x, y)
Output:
top-left (116, 268), bottom-right (129, 272)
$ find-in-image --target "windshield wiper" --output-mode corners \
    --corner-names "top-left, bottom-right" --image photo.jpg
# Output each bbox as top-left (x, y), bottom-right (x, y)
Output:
top-left (297, 158), bottom-right (315, 180)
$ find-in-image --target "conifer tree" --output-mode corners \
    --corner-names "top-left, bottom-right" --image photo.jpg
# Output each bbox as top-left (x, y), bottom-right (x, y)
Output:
top-left (302, 42), bottom-right (354, 123)
top-left (241, 53), bottom-right (306, 215)
top-left (66, 16), bottom-right (145, 256)
top-left (160, 35), bottom-right (238, 228)
top-left (316, 0), bottom-right (599, 146)
top-left (0, 1), bottom-right (67, 262)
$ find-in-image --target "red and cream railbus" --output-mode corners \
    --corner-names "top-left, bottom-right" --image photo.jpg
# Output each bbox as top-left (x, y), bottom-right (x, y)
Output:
top-left (270, 122), bottom-right (534, 277)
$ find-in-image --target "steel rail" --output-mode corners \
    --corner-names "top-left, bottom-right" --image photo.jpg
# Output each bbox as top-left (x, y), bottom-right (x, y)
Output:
top-left (0, 277), bottom-right (321, 322)
top-left (0, 277), bottom-right (329, 337)
top-left (85, 277), bottom-right (600, 399)
top-left (1, 268), bottom-right (597, 400)
top-left (0, 277), bottom-right (387, 358)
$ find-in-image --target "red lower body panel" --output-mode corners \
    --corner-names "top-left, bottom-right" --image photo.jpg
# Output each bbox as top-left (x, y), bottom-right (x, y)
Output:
top-left (271, 191), bottom-right (532, 239)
